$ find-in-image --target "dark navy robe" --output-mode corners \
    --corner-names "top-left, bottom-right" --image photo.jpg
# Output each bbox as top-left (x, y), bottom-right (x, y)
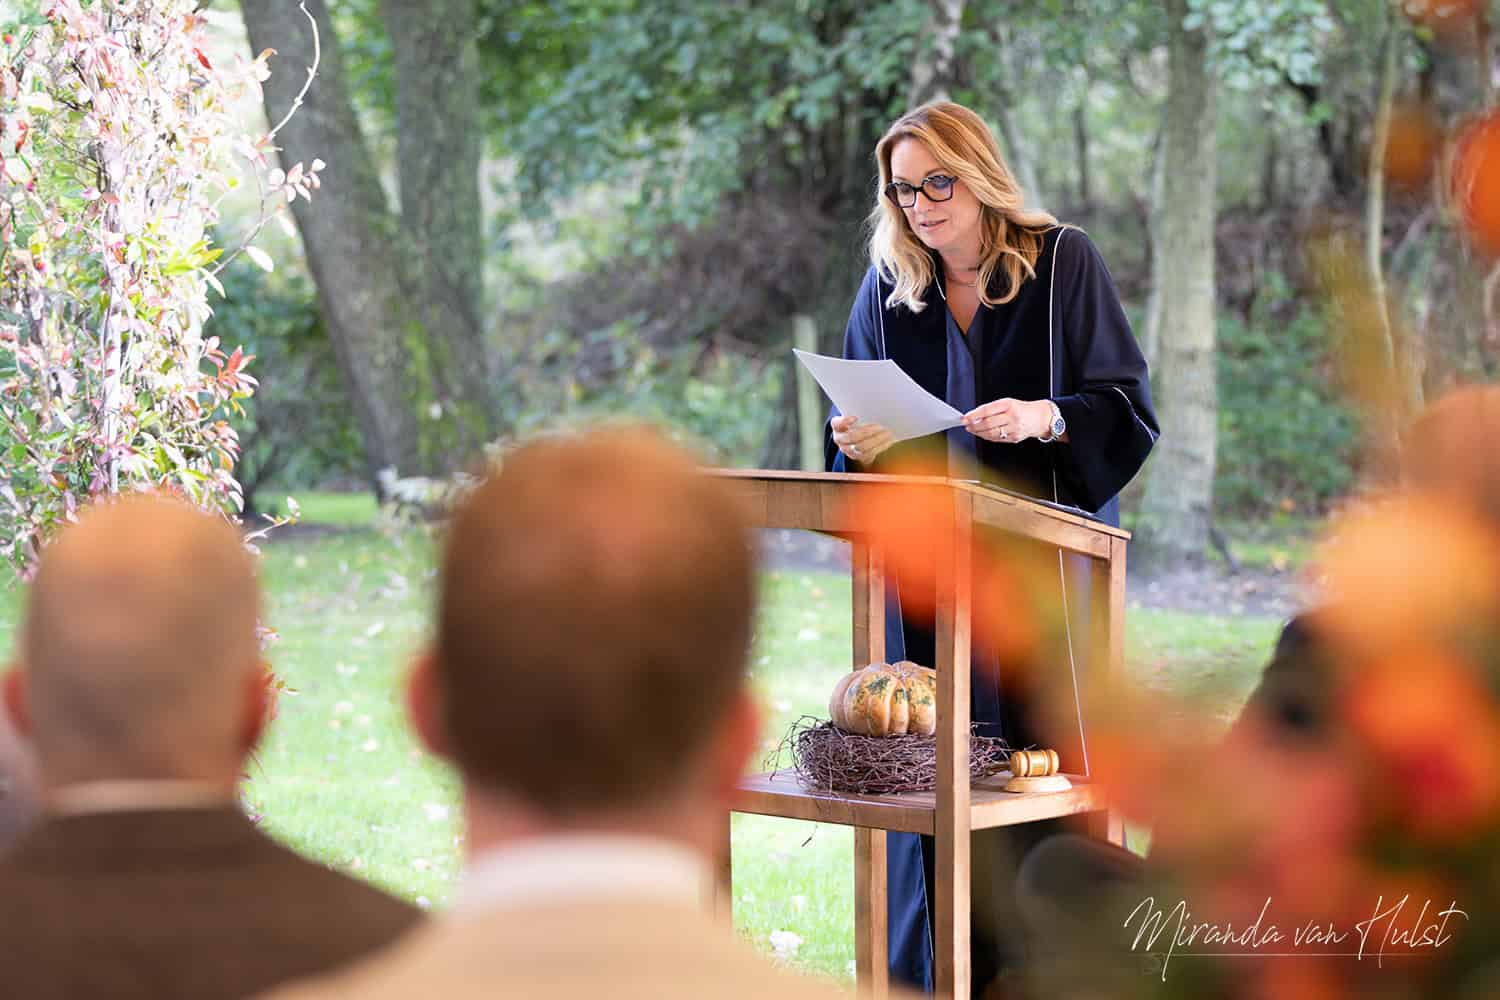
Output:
top-left (822, 226), bottom-right (1157, 992)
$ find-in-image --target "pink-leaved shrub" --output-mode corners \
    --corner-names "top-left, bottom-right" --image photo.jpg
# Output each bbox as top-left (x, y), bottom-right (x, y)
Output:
top-left (0, 0), bottom-right (321, 577)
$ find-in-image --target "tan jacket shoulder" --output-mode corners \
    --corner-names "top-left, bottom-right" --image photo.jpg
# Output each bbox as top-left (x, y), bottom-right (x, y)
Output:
top-left (258, 900), bottom-right (902, 1000)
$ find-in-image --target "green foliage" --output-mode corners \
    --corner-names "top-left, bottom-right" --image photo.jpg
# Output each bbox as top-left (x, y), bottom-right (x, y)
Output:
top-left (208, 255), bottom-right (362, 511)
top-left (1216, 276), bottom-right (1360, 514)
top-left (321, 0), bottom-right (1413, 515)
top-left (967, 0), bottom-right (1166, 72)
top-left (478, 0), bottom-right (921, 231)
top-left (1185, 0), bottom-right (1336, 88)
top-left (510, 321), bottom-right (781, 466)
top-left (327, 0), bottom-right (397, 136)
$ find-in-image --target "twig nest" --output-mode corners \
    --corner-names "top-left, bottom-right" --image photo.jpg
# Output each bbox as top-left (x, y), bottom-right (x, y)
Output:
top-left (774, 717), bottom-right (1008, 795)
top-left (828, 661), bottom-right (938, 737)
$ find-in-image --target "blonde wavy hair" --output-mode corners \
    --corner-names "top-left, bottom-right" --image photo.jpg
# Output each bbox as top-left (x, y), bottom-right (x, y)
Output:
top-left (870, 102), bottom-right (1057, 313)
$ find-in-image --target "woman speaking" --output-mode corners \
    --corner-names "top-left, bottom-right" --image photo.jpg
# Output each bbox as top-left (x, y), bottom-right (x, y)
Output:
top-left (824, 101), bottom-right (1158, 992)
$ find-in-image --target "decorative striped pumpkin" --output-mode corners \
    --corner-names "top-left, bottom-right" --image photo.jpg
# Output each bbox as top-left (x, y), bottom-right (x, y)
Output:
top-left (828, 661), bottom-right (938, 737)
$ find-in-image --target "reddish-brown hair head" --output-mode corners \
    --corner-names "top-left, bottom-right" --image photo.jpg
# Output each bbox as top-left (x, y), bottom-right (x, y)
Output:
top-left (434, 427), bottom-right (757, 815)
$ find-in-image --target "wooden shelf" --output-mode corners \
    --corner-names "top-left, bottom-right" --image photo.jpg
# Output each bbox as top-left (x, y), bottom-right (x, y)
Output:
top-left (733, 770), bottom-right (1107, 836)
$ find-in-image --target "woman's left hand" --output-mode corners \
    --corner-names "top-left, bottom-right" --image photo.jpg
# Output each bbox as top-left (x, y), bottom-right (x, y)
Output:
top-left (962, 398), bottom-right (1052, 443)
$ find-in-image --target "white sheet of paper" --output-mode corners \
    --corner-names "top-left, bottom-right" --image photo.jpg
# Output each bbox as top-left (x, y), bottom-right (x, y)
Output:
top-left (794, 349), bottom-right (965, 444)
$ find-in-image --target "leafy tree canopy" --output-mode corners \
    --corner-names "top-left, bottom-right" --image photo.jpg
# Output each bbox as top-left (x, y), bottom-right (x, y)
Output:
top-left (473, 0), bottom-right (921, 228)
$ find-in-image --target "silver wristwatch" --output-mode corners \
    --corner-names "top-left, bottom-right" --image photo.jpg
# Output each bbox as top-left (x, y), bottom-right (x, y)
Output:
top-left (1040, 400), bottom-right (1066, 442)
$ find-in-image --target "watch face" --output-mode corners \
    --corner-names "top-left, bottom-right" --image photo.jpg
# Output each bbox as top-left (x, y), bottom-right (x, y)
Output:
top-left (1052, 416), bottom-right (1066, 436)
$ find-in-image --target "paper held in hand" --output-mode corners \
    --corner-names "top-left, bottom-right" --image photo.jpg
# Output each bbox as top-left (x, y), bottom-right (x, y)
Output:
top-left (794, 349), bottom-right (965, 444)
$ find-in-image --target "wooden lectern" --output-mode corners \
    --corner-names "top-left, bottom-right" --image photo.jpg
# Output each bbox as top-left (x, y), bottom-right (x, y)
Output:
top-left (711, 470), bottom-right (1128, 999)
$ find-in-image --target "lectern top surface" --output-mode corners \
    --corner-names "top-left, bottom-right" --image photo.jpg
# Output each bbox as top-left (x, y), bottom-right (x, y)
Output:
top-left (709, 468), bottom-right (1130, 540)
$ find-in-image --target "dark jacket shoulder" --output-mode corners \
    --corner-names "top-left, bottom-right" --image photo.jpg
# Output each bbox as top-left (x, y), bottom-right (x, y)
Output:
top-left (0, 807), bottom-right (422, 1000)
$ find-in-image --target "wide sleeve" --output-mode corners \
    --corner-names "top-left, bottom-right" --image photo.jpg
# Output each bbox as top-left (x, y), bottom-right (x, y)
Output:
top-left (823, 266), bottom-right (886, 473)
top-left (1048, 231), bottom-right (1159, 512)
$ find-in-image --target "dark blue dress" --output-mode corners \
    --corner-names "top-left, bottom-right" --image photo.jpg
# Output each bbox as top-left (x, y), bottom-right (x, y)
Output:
top-left (822, 227), bottom-right (1158, 992)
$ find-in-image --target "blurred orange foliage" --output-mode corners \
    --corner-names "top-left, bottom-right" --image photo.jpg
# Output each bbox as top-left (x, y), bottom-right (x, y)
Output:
top-left (839, 454), bottom-right (1054, 671)
top-left (1312, 495), bottom-right (1500, 664)
top-left (1384, 101), bottom-right (1442, 191)
top-left (1450, 110), bottom-right (1500, 255)
top-left (1346, 650), bottom-right (1500, 840)
top-left (1403, 0), bottom-right (1486, 38)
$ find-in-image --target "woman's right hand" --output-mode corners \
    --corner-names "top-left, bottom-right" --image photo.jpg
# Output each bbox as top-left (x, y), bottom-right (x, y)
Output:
top-left (831, 415), bottom-right (895, 465)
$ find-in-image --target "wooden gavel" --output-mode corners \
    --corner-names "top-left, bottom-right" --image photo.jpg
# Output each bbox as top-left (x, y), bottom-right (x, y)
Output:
top-left (1008, 749), bottom-right (1060, 778)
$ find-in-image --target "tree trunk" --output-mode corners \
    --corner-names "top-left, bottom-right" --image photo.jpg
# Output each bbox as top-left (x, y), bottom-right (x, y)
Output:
top-left (1140, 128), bottom-right (1166, 366)
top-left (761, 353), bottom-right (802, 470)
top-left (1366, 15), bottom-right (1422, 424)
top-left (991, 26), bottom-right (1045, 211)
top-left (1260, 129), bottom-right (1278, 213)
top-left (793, 314), bottom-right (823, 471)
top-left (908, 0), bottom-right (966, 107)
top-left (1288, 80), bottom-right (1361, 201)
top-left (1136, 0), bottom-right (1217, 568)
top-left (1366, 18), bottom-right (1396, 380)
top-left (1073, 100), bottom-right (1092, 210)
top-left (239, 0), bottom-right (426, 485)
top-left (381, 0), bottom-right (500, 455)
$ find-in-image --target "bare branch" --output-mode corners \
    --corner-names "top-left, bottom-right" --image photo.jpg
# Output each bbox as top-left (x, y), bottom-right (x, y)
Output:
top-left (266, 2), bottom-right (320, 144)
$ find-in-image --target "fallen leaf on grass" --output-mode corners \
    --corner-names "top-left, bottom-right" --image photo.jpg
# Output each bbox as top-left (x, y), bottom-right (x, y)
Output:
top-left (769, 930), bottom-right (803, 960)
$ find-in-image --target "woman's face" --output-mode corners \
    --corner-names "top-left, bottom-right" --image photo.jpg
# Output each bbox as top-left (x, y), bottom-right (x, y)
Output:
top-left (888, 137), bottom-right (983, 262)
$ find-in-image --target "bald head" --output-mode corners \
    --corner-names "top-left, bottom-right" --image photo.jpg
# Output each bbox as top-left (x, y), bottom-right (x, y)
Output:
top-left (12, 494), bottom-right (261, 785)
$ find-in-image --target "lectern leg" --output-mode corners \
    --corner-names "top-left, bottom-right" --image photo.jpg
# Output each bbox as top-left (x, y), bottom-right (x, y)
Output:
top-left (934, 821), bottom-right (970, 998)
top-left (1087, 807), bottom-right (1125, 847)
top-left (854, 827), bottom-right (889, 997)
top-left (1089, 538), bottom-right (1129, 850)
top-left (934, 494), bottom-right (973, 998)
top-left (710, 811), bottom-right (734, 925)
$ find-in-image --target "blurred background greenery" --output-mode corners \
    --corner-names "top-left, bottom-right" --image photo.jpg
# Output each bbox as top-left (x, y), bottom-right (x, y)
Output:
top-left (8, 0), bottom-right (1500, 985)
top-left (216, 0), bottom-right (1492, 567)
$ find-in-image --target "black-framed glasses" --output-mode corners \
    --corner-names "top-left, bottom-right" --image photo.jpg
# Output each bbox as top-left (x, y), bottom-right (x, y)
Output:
top-left (884, 174), bottom-right (958, 208)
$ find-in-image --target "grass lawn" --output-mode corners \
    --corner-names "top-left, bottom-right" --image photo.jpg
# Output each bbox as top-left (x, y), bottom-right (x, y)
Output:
top-left (0, 494), bottom-right (1286, 985)
top-left (1123, 510), bottom-right (1322, 574)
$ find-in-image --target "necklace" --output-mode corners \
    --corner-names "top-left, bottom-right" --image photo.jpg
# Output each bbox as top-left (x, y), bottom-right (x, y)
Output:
top-left (944, 270), bottom-right (978, 288)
